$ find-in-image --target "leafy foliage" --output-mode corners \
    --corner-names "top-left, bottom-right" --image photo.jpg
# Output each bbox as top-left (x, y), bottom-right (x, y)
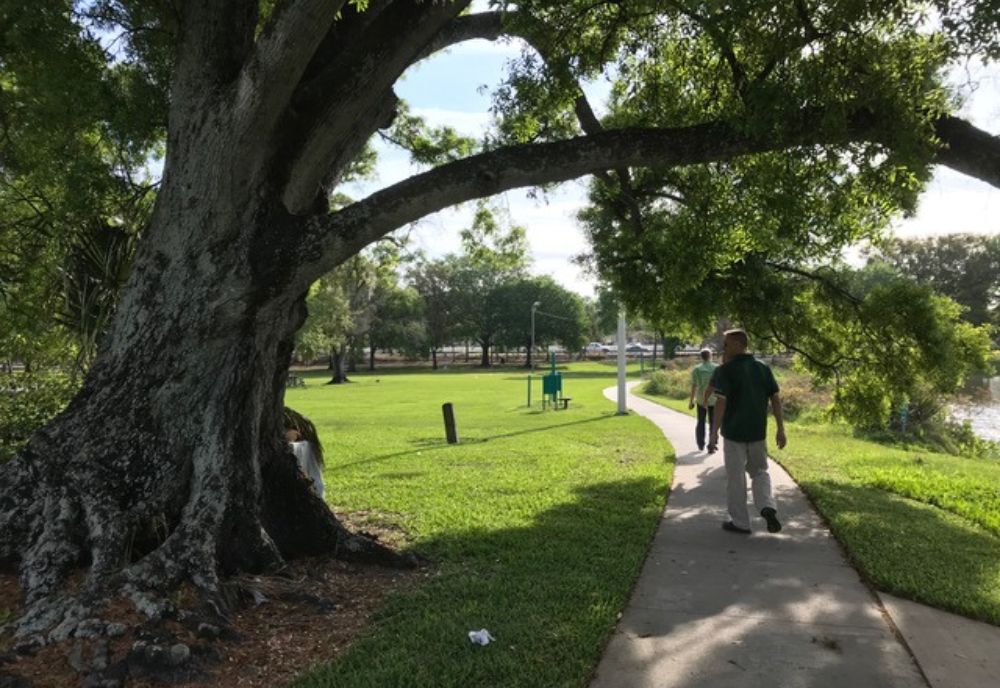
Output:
top-left (382, 102), bottom-right (478, 164)
top-left (448, 204), bottom-right (531, 360)
top-left (871, 233), bottom-right (1000, 331)
top-left (644, 368), bottom-right (690, 400)
top-left (0, 0), bottom-right (160, 367)
top-left (786, 269), bottom-right (992, 431)
top-left (408, 258), bottom-right (458, 366)
top-left (0, 372), bottom-right (78, 462)
top-left (367, 283), bottom-right (425, 362)
top-left (491, 276), bottom-right (587, 356)
top-left (565, 1), bottom-right (990, 433)
top-left (458, 202), bottom-right (530, 275)
top-left (58, 223), bottom-right (137, 371)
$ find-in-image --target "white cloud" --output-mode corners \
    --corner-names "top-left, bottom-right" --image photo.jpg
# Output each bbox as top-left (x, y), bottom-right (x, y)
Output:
top-left (442, 37), bottom-right (524, 59)
top-left (390, 185), bottom-right (598, 297)
top-left (532, 257), bottom-right (596, 298)
top-left (949, 60), bottom-right (1000, 129)
top-left (409, 107), bottom-right (493, 135)
top-left (896, 169), bottom-right (1000, 237)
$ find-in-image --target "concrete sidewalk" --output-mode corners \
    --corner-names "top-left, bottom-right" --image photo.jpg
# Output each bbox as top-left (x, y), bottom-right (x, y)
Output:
top-left (590, 384), bottom-right (930, 688)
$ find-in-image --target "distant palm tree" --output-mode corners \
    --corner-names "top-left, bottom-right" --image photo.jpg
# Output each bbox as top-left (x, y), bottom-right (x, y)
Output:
top-left (58, 223), bottom-right (136, 374)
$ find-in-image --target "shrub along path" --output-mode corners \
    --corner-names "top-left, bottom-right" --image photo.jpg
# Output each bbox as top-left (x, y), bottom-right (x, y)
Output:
top-left (589, 382), bottom-right (1000, 688)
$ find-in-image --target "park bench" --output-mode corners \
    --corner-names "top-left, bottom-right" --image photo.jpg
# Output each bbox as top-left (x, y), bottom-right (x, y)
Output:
top-left (287, 375), bottom-right (306, 388)
top-left (557, 397), bottom-right (571, 409)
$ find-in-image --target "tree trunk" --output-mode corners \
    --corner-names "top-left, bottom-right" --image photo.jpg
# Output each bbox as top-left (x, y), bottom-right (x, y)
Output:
top-left (431, 347), bottom-right (438, 370)
top-left (368, 336), bottom-right (376, 371)
top-left (347, 340), bottom-right (359, 374)
top-left (479, 338), bottom-right (491, 367)
top-left (22, 0), bottom-right (1000, 647)
top-left (329, 346), bottom-right (349, 384)
top-left (0, 139), bottom-right (402, 642)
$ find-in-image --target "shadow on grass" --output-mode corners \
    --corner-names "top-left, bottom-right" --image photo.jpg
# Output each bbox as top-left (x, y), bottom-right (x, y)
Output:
top-left (798, 478), bottom-right (1000, 626)
top-left (296, 475), bottom-right (670, 688)
top-left (332, 415), bottom-right (617, 472)
top-left (300, 460), bottom-right (951, 688)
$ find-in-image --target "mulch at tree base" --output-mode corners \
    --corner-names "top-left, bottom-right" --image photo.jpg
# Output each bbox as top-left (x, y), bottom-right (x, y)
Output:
top-left (0, 555), bottom-right (416, 688)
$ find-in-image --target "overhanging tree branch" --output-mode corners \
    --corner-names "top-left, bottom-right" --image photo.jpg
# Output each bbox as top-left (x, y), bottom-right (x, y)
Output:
top-left (415, 11), bottom-right (505, 61)
top-left (302, 112), bottom-right (877, 281)
top-left (934, 115), bottom-right (1000, 188)
top-left (299, 107), bottom-right (999, 286)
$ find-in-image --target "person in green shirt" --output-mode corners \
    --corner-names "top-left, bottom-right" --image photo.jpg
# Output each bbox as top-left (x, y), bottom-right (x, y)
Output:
top-left (688, 348), bottom-right (718, 452)
top-left (706, 329), bottom-right (787, 534)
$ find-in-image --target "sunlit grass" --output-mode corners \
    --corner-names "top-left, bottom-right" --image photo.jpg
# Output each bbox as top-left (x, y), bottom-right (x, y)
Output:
top-left (287, 362), bottom-right (673, 687)
top-left (640, 386), bottom-right (1000, 625)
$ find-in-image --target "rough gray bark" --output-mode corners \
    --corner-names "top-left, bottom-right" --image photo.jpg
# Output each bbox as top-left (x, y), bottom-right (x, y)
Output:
top-left (1, 1), bottom-right (999, 645)
top-left (0, 0), bottom-right (459, 642)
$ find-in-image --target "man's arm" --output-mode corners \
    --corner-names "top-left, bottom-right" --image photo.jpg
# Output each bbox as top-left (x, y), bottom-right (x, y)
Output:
top-left (689, 382), bottom-right (697, 409)
top-left (708, 395), bottom-right (725, 451)
top-left (771, 393), bottom-right (787, 449)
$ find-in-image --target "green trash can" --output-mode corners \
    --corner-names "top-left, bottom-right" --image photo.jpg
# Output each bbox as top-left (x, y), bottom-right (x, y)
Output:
top-left (542, 372), bottom-right (562, 395)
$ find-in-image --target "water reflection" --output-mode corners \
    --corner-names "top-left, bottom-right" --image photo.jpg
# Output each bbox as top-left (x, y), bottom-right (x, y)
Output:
top-left (951, 377), bottom-right (1000, 443)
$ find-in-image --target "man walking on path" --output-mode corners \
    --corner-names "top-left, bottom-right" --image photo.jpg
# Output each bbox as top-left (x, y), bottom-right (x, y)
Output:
top-left (707, 329), bottom-right (786, 534)
top-left (687, 348), bottom-right (718, 452)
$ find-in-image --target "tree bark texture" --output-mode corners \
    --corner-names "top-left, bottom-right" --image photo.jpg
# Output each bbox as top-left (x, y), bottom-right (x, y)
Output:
top-left (2, 0), bottom-right (1000, 643)
top-left (0, 1), bottom-right (460, 640)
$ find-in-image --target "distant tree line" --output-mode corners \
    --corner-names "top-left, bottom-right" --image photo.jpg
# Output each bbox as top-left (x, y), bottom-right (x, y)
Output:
top-left (292, 204), bottom-right (592, 380)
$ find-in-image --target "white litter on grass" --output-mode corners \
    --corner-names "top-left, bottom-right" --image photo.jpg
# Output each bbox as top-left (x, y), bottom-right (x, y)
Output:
top-left (468, 629), bottom-right (495, 646)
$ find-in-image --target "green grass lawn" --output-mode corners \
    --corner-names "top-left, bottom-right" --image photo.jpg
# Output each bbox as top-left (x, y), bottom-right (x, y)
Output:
top-left (286, 362), bottom-right (672, 688)
top-left (639, 386), bottom-right (1000, 626)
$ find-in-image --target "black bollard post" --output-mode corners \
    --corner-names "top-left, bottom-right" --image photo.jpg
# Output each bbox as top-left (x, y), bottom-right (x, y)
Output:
top-left (442, 402), bottom-right (458, 444)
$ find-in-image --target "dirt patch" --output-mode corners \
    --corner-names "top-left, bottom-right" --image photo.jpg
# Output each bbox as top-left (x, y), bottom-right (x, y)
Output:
top-left (0, 553), bottom-right (417, 688)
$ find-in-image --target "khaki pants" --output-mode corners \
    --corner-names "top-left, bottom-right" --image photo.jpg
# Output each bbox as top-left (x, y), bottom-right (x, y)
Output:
top-left (724, 439), bottom-right (776, 530)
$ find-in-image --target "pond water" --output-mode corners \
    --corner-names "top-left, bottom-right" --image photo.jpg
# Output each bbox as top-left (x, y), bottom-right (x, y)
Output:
top-left (950, 377), bottom-right (1000, 443)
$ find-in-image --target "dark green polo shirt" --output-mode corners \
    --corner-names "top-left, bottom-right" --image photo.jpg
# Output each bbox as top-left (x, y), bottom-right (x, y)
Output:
top-left (712, 354), bottom-right (779, 442)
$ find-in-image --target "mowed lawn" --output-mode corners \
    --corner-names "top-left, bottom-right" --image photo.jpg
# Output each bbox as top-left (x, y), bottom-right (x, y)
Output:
top-left (775, 423), bottom-right (1000, 625)
top-left (643, 392), bottom-right (1000, 626)
top-left (286, 362), bottom-right (672, 688)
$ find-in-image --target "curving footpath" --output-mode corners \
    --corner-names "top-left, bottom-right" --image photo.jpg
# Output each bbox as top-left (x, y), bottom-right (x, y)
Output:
top-left (590, 383), bottom-right (1000, 688)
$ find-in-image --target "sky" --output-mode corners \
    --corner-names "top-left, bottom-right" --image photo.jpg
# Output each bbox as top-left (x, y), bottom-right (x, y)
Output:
top-left (346, 20), bottom-right (1000, 298)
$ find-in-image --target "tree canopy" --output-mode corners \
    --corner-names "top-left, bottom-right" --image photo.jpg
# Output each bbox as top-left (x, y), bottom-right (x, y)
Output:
top-left (873, 233), bottom-right (1000, 330)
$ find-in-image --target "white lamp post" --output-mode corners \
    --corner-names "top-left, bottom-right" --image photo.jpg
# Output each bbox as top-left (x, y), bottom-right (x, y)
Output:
top-left (530, 301), bottom-right (541, 371)
top-left (617, 308), bottom-right (627, 415)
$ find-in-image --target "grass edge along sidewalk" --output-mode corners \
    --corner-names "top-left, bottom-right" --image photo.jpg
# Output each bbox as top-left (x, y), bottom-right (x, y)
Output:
top-left (637, 388), bottom-right (1000, 628)
top-left (285, 363), bottom-right (673, 688)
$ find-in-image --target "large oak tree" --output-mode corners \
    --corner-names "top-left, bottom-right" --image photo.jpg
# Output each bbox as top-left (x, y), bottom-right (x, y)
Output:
top-left (2, 0), bottom-right (999, 643)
